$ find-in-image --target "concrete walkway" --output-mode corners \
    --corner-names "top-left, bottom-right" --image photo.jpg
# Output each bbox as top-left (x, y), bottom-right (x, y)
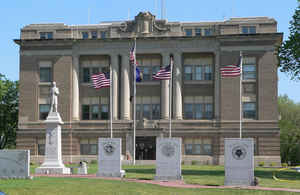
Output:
top-left (33, 174), bottom-right (300, 193)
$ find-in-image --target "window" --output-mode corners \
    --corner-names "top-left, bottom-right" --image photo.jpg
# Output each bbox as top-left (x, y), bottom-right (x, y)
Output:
top-left (80, 139), bottom-right (98, 155)
top-left (195, 28), bottom-right (201, 36)
top-left (204, 28), bottom-right (213, 36)
top-left (37, 139), bottom-right (45, 155)
top-left (81, 97), bottom-right (109, 120)
top-left (136, 57), bottom-right (161, 81)
top-left (39, 104), bottom-right (50, 120)
top-left (136, 96), bottom-right (160, 120)
top-left (142, 67), bottom-right (151, 81)
top-left (82, 32), bottom-right (89, 39)
top-left (242, 57), bottom-right (256, 80)
top-left (91, 31), bottom-right (98, 39)
top-left (40, 67), bottom-right (52, 82)
top-left (40, 32), bottom-right (53, 39)
top-left (185, 29), bottom-right (192, 36)
top-left (242, 26), bottom-right (256, 34)
top-left (204, 65), bottom-right (212, 80)
top-left (81, 59), bottom-right (109, 83)
top-left (184, 138), bottom-right (212, 155)
top-left (83, 68), bottom-right (90, 83)
top-left (243, 102), bottom-right (256, 119)
top-left (101, 31), bottom-right (106, 39)
top-left (184, 96), bottom-right (213, 120)
top-left (184, 66), bottom-right (193, 80)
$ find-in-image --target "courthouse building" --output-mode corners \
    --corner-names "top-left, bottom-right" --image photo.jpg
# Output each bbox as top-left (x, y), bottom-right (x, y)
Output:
top-left (14, 12), bottom-right (283, 165)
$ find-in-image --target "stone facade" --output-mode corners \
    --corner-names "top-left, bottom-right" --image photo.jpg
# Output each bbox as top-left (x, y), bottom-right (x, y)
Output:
top-left (15, 12), bottom-right (283, 165)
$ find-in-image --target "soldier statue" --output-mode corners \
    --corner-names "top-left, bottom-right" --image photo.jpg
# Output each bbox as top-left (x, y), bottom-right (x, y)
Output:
top-left (50, 82), bottom-right (59, 113)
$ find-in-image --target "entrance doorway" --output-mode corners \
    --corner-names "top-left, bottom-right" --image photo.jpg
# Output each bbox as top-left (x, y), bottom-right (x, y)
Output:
top-left (136, 136), bottom-right (156, 160)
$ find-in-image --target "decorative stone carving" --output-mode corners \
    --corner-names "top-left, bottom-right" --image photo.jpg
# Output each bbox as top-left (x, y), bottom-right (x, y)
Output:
top-left (119, 12), bottom-right (170, 35)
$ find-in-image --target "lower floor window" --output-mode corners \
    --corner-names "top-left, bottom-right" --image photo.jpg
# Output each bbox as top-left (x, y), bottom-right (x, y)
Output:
top-left (80, 139), bottom-right (98, 155)
top-left (81, 97), bottom-right (109, 120)
top-left (39, 104), bottom-right (50, 120)
top-left (136, 96), bottom-right (160, 120)
top-left (37, 139), bottom-right (45, 155)
top-left (184, 138), bottom-right (212, 155)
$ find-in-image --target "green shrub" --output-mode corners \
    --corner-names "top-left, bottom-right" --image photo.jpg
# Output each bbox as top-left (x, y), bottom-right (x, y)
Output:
top-left (281, 163), bottom-right (288, 167)
top-left (90, 160), bottom-right (98, 164)
top-left (191, 160), bottom-right (197, 165)
top-left (258, 161), bottom-right (265, 167)
top-left (269, 162), bottom-right (277, 167)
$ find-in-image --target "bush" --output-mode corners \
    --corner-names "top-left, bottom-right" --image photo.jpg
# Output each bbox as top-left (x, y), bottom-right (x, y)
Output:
top-left (281, 163), bottom-right (288, 167)
top-left (269, 162), bottom-right (277, 167)
top-left (90, 160), bottom-right (98, 164)
top-left (30, 162), bottom-right (35, 166)
top-left (258, 161), bottom-right (265, 167)
top-left (191, 160), bottom-right (197, 165)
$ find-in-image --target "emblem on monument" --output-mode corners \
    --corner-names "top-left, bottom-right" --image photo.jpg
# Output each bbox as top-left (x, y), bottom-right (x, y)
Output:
top-left (232, 145), bottom-right (247, 160)
top-left (103, 142), bottom-right (115, 155)
top-left (161, 142), bottom-right (175, 158)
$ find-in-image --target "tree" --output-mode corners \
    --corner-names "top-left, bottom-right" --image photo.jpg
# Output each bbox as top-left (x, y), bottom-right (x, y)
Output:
top-left (278, 95), bottom-right (300, 164)
top-left (0, 74), bottom-right (18, 149)
top-left (278, 1), bottom-right (300, 80)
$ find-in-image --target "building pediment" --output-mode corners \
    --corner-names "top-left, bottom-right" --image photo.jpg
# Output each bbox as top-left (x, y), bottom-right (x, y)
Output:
top-left (119, 11), bottom-right (170, 36)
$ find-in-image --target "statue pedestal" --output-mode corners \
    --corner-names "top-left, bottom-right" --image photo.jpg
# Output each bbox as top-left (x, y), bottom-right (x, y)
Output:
top-left (35, 112), bottom-right (70, 174)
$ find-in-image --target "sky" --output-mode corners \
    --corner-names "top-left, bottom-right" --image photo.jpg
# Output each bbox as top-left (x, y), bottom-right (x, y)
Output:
top-left (0, 0), bottom-right (299, 102)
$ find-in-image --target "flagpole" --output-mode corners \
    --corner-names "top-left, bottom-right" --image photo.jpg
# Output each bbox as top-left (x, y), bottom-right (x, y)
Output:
top-left (239, 51), bottom-right (243, 139)
top-left (169, 56), bottom-right (173, 138)
top-left (133, 38), bottom-right (137, 165)
top-left (110, 66), bottom-right (113, 138)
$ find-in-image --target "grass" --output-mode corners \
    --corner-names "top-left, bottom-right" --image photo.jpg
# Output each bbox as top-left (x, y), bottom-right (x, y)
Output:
top-left (0, 164), bottom-right (299, 195)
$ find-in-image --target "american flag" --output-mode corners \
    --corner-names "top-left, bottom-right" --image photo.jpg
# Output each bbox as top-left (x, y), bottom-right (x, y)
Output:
top-left (152, 57), bottom-right (173, 80)
top-left (220, 57), bottom-right (241, 77)
top-left (91, 72), bottom-right (110, 89)
top-left (130, 43), bottom-right (136, 65)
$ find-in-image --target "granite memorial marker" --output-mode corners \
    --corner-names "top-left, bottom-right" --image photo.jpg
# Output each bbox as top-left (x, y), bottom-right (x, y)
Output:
top-left (224, 138), bottom-right (254, 186)
top-left (35, 82), bottom-right (70, 174)
top-left (0, 150), bottom-right (31, 179)
top-left (155, 138), bottom-right (182, 180)
top-left (96, 138), bottom-right (125, 177)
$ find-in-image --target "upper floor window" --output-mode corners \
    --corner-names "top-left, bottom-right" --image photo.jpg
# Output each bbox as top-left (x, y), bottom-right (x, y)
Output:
top-left (136, 96), bottom-right (160, 120)
top-left (204, 28), bottom-right (213, 36)
top-left (39, 104), bottom-right (50, 120)
top-left (243, 102), bottom-right (256, 119)
top-left (81, 97), bottom-right (109, 120)
top-left (184, 65), bottom-right (213, 81)
top-left (82, 32), bottom-right (89, 39)
top-left (39, 61), bottom-right (52, 82)
top-left (40, 32), bottom-right (53, 39)
top-left (242, 57), bottom-right (256, 80)
top-left (136, 57), bottom-right (161, 81)
top-left (91, 31), bottom-right (98, 39)
top-left (101, 31), bottom-right (106, 39)
top-left (185, 29), bottom-right (193, 36)
top-left (242, 26), bottom-right (256, 34)
top-left (195, 28), bottom-right (202, 36)
top-left (81, 60), bottom-right (109, 83)
top-left (184, 96), bottom-right (213, 120)
top-left (184, 138), bottom-right (212, 155)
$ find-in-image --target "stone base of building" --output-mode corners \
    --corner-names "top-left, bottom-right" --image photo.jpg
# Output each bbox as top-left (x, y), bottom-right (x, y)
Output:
top-left (35, 165), bottom-right (71, 174)
top-left (96, 170), bottom-right (125, 178)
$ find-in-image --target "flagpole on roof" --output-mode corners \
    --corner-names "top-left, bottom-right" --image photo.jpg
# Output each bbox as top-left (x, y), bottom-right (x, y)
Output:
top-left (239, 51), bottom-right (243, 139)
top-left (133, 37), bottom-right (137, 165)
top-left (110, 65), bottom-right (113, 138)
top-left (169, 55), bottom-right (173, 138)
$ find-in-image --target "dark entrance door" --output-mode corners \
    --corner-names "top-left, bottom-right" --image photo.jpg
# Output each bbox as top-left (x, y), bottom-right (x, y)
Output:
top-left (136, 136), bottom-right (156, 160)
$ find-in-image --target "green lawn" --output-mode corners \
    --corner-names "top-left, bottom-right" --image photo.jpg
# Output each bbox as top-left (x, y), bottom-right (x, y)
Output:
top-left (0, 165), bottom-right (298, 195)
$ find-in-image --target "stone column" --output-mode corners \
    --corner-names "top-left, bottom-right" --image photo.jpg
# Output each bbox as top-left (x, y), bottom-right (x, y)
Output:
top-left (72, 54), bottom-right (80, 120)
top-left (111, 54), bottom-right (119, 120)
top-left (120, 54), bottom-right (130, 120)
top-left (214, 50), bottom-right (220, 121)
top-left (173, 52), bottom-right (183, 120)
top-left (161, 52), bottom-right (170, 119)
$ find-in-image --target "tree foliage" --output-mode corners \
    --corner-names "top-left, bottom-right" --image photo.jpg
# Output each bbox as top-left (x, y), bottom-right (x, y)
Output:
top-left (278, 1), bottom-right (300, 80)
top-left (0, 74), bottom-right (18, 149)
top-left (278, 95), bottom-right (300, 164)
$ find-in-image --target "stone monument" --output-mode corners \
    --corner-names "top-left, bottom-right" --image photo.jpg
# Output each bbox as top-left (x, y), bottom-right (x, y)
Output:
top-left (0, 150), bottom-right (31, 179)
top-left (96, 138), bottom-right (125, 177)
top-left (155, 138), bottom-right (182, 180)
top-left (224, 138), bottom-right (254, 186)
top-left (35, 82), bottom-right (70, 174)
